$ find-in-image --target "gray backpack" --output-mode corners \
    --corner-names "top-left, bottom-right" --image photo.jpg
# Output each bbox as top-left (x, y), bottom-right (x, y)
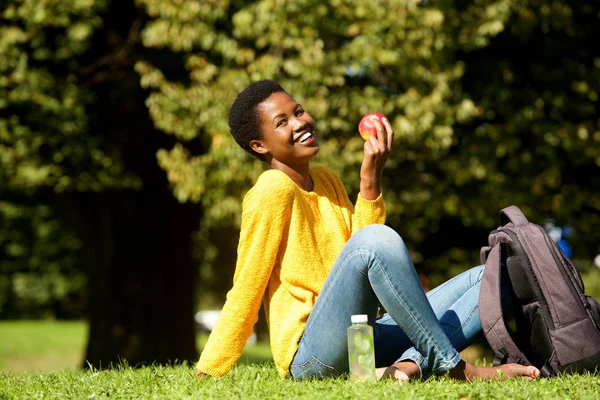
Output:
top-left (479, 205), bottom-right (600, 377)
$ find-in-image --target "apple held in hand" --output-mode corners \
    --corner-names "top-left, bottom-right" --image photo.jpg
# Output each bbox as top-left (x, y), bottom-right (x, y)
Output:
top-left (358, 112), bottom-right (387, 140)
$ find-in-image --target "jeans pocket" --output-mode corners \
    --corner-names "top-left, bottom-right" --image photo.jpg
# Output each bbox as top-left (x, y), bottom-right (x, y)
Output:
top-left (290, 356), bottom-right (340, 380)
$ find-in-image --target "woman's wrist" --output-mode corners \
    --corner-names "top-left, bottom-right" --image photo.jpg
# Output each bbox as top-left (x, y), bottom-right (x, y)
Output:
top-left (360, 177), bottom-right (381, 200)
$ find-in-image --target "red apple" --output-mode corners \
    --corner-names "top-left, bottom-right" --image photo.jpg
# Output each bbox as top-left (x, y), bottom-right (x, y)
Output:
top-left (358, 112), bottom-right (387, 140)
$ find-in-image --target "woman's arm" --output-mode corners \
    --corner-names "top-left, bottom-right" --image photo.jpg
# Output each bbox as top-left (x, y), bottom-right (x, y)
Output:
top-left (196, 174), bottom-right (293, 378)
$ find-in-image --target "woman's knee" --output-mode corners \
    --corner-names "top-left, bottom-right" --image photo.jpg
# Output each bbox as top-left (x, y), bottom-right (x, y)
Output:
top-left (352, 224), bottom-right (411, 264)
top-left (353, 224), bottom-right (404, 247)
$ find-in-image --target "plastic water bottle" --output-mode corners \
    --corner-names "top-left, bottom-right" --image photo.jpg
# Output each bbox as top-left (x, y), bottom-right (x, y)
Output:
top-left (347, 314), bottom-right (376, 382)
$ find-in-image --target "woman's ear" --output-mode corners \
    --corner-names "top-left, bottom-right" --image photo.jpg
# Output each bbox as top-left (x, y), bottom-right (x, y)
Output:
top-left (249, 139), bottom-right (268, 156)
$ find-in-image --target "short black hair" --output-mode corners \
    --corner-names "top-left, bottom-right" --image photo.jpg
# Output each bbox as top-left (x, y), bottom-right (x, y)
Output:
top-left (228, 80), bottom-right (286, 161)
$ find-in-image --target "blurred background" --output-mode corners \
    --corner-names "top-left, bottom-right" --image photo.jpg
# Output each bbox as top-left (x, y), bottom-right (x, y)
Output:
top-left (1, 0), bottom-right (599, 373)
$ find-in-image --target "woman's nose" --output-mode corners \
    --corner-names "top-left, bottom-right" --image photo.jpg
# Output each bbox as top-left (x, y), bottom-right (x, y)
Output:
top-left (291, 116), bottom-right (307, 131)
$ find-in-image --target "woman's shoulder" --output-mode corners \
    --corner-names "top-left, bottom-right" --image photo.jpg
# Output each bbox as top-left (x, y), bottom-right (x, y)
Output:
top-left (254, 169), bottom-right (297, 191)
top-left (243, 169), bottom-right (296, 211)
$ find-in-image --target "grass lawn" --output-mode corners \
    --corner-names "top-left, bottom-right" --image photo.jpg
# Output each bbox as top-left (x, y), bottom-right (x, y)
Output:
top-left (0, 321), bottom-right (88, 373)
top-left (0, 321), bottom-right (272, 373)
top-left (1, 362), bottom-right (599, 399)
top-left (1, 321), bottom-right (599, 399)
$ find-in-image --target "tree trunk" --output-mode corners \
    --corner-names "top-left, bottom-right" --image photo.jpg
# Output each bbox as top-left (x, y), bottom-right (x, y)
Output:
top-left (53, 107), bottom-right (202, 367)
top-left (54, 118), bottom-right (203, 367)
top-left (76, 185), bottom-right (200, 367)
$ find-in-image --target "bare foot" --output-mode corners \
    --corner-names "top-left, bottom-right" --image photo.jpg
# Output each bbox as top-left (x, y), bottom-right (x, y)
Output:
top-left (449, 360), bottom-right (540, 381)
top-left (376, 361), bottom-right (420, 383)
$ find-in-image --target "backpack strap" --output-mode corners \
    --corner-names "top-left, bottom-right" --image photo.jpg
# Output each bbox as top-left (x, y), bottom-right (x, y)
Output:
top-left (480, 245), bottom-right (491, 265)
top-left (500, 205), bottom-right (529, 227)
top-left (480, 244), bottom-right (532, 366)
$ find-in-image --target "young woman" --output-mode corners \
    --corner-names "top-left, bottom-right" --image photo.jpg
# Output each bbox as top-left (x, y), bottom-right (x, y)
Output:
top-left (195, 80), bottom-right (539, 382)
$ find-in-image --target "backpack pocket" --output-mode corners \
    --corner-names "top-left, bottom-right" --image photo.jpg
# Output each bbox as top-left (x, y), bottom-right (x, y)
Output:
top-left (551, 316), bottom-right (600, 370)
top-left (524, 304), bottom-right (553, 368)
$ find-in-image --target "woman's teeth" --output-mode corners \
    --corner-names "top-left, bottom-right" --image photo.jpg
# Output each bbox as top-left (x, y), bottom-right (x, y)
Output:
top-left (298, 132), bottom-right (312, 143)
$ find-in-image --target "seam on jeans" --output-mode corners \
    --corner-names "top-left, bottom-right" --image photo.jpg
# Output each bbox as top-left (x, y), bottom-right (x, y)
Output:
top-left (290, 356), bottom-right (340, 379)
top-left (471, 265), bottom-right (484, 286)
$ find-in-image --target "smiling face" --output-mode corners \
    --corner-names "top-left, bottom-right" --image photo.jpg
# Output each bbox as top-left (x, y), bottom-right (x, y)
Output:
top-left (250, 91), bottom-right (319, 169)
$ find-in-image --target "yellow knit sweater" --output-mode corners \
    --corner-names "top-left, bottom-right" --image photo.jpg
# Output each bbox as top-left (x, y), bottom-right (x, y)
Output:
top-left (196, 166), bottom-right (386, 378)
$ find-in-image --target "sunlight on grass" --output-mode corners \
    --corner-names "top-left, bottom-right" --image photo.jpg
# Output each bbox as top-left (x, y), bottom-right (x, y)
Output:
top-left (0, 321), bottom-right (599, 399)
top-left (1, 363), bottom-right (599, 400)
top-left (0, 321), bottom-right (272, 373)
top-left (0, 321), bottom-right (87, 373)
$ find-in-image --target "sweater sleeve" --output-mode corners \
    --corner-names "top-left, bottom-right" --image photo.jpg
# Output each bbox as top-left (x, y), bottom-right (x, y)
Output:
top-left (351, 192), bottom-right (386, 234)
top-left (196, 172), bottom-right (294, 377)
top-left (316, 166), bottom-right (386, 234)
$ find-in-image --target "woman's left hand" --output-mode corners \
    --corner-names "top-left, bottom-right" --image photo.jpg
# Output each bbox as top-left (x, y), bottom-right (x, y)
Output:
top-left (359, 116), bottom-right (394, 200)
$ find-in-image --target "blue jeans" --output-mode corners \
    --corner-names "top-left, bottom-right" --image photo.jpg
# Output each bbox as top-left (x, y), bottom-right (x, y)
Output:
top-left (289, 224), bottom-right (484, 380)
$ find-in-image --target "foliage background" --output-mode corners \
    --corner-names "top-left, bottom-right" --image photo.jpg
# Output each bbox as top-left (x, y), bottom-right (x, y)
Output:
top-left (1, 0), bottom-right (599, 364)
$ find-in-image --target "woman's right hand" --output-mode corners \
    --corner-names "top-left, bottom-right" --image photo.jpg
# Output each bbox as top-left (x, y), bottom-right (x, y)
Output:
top-left (359, 116), bottom-right (394, 200)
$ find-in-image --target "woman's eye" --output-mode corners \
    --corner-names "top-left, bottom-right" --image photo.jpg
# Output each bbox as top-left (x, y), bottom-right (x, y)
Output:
top-left (276, 119), bottom-right (286, 127)
top-left (296, 109), bottom-right (305, 116)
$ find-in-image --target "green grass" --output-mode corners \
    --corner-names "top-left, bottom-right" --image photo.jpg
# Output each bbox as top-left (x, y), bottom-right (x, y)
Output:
top-left (1, 321), bottom-right (599, 399)
top-left (0, 321), bottom-right (88, 373)
top-left (0, 321), bottom-right (272, 373)
top-left (1, 363), bottom-right (599, 399)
